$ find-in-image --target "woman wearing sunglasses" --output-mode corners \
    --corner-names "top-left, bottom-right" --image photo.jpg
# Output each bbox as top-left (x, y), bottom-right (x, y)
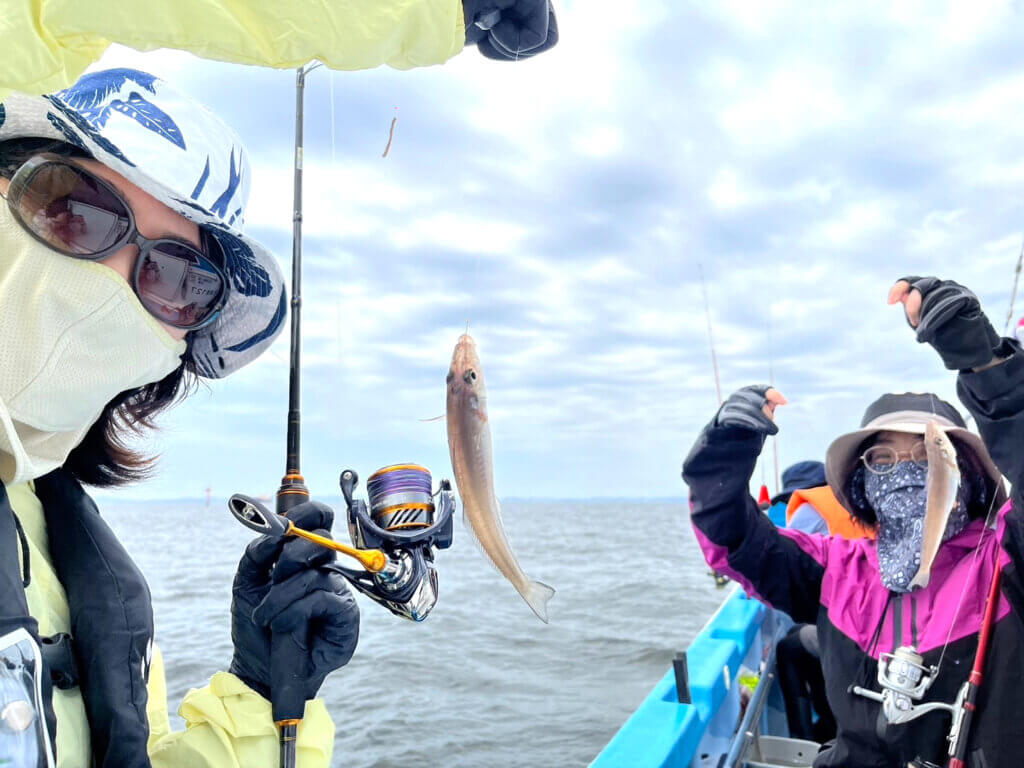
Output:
top-left (0, 70), bottom-right (359, 768)
top-left (683, 276), bottom-right (1024, 767)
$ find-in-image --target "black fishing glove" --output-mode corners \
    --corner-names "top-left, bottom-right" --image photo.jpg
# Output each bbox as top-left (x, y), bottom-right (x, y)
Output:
top-left (715, 385), bottom-right (779, 436)
top-left (229, 501), bottom-right (359, 709)
top-left (899, 276), bottom-right (1001, 370)
top-left (463, 0), bottom-right (558, 60)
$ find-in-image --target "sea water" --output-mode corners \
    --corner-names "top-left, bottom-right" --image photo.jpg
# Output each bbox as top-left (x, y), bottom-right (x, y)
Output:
top-left (102, 499), bottom-right (723, 767)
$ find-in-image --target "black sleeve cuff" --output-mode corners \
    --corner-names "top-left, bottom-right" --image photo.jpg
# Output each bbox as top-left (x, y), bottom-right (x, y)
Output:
top-left (958, 339), bottom-right (1024, 413)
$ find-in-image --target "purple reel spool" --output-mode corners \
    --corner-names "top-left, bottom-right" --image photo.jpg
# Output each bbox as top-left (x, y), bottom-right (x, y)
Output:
top-left (366, 464), bottom-right (435, 531)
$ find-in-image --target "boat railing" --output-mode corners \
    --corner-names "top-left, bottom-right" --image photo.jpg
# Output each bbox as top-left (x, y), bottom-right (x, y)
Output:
top-left (591, 587), bottom-right (792, 768)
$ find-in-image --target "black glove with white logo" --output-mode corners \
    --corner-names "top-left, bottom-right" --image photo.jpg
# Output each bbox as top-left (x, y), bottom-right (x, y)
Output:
top-left (899, 276), bottom-right (1001, 370)
top-left (463, 0), bottom-right (558, 60)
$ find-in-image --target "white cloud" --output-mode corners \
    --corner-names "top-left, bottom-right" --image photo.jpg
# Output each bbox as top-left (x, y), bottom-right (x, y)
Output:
top-left (718, 66), bottom-right (846, 148)
top-left (84, 3), bottom-right (1024, 501)
top-left (571, 125), bottom-right (624, 158)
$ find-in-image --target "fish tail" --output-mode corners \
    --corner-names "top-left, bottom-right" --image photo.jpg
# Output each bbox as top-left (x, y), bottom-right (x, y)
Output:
top-left (522, 580), bottom-right (556, 624)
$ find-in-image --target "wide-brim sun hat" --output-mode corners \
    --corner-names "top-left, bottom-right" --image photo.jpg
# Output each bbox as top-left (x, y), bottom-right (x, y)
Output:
top-left (826, 392), bottom-right (1007, 515)
top-left (0, 67), bottom-right (286, 378)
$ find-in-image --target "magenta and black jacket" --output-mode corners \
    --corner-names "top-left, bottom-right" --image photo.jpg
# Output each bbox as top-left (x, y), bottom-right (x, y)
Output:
top-left (683, 343), bottom-right (1024, 768)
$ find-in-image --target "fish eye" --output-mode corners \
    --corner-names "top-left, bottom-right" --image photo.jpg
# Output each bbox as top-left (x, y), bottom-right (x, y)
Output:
top-left (446, 371), bottom-right (454, 384)
top-left (463, 370), bottom-right (477, 383)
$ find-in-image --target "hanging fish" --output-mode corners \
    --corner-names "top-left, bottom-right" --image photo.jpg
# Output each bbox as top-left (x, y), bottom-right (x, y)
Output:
top-left (910, 421), bottom-right (961, 589)
top-left (446, 333), bottom-right (555, 623)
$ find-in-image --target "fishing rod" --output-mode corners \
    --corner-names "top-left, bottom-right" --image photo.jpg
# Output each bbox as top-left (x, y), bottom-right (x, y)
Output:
top-left (945, 554), bottom-right (1002, 768)
top-left (228, 64), bottom-right (454, 768)
top-left (261, 62), bottom-right (320, 768)
top-left (767, 313), bottom-right (780, 496)
top-left (697, 263), bottom-right (734, 586)
top-left (697, 265), bottom-right (778, 498)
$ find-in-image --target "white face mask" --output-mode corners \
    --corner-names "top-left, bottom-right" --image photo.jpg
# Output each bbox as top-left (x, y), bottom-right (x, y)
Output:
top-left (0, 206), bottom-right (186, 484)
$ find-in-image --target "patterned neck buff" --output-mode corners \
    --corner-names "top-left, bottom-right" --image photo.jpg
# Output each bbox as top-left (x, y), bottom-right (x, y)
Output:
top-left (865, 461), bottom-right (970, 593)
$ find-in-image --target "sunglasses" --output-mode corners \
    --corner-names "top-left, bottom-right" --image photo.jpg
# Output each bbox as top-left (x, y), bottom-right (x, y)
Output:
top-left (4, 154), bottom-right (227, 331)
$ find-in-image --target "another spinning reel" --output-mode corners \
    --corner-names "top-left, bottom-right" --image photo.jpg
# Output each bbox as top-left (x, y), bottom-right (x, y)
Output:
top-left (851, 645), bottom-right (962, 726)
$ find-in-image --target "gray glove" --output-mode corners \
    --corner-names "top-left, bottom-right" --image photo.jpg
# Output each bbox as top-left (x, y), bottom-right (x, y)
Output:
top-left (715, 385), bottom-right (779, 436)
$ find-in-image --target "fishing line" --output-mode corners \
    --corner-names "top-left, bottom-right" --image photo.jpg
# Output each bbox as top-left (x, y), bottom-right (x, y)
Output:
top-left (934, 486), bottom-right (1000, 676)
top-left (909, 349), bottom-right (1002, 676)
top-left (1004, 235), bottom-right (1024, 334)
top-left (329, 70), bottom-right (336, 167)
top-left (767, 310), bottom-right (780, 494)
top-left (697, 263), bottom-right (723, 406)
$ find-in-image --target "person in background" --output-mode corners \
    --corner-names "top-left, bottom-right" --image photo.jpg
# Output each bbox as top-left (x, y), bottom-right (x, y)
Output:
top-left (772, 461), bottom-right (827, 508)
top-left (766, 461), bottom-right (829, 529)
top-left (783, 462), bottom-right (875, 540)
top-left (770, 462), bottom-right (844, 744)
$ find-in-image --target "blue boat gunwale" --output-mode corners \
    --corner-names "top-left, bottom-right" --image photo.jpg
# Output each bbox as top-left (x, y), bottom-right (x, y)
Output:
top-left (591, 587), bottom-right (776, 768)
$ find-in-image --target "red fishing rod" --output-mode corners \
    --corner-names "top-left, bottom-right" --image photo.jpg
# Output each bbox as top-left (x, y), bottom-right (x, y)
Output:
top-left (946, 554), bottom-right (1002, 768)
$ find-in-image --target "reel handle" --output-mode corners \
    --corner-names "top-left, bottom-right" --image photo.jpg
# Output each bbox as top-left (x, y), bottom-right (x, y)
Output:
top-left (227, 494), bottom-right (388, 572)
top-left (229, 494), bottom-right (289, 537)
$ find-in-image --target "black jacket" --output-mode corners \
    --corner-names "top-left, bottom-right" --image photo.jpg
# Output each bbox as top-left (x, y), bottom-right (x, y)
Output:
top-left (0, 470), bottom-right (154, 768)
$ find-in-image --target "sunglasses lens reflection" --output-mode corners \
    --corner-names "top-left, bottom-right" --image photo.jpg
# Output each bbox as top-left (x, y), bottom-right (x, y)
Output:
top-left (137, 242), bottom-right (225, 329)
top-left (15, 163), bottom-right (130, 256)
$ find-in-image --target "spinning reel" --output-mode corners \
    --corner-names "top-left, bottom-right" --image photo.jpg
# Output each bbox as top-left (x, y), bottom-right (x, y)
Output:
top-left (851, 645), bottom-right (962, 726)
top-left (229, 464), bottom-right (454, 623)
top-left (336, 465), bottom-right (455, 622)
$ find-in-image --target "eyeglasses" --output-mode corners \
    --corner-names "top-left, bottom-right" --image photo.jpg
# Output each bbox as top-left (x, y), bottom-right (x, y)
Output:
top-left (4, 154), bottom-right (227, 331)
top-left (860, 441), bottom-right (928, 475)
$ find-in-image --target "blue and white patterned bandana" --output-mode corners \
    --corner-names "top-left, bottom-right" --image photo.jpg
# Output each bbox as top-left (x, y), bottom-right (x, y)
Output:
top-left (866, 461), bottom-right (970, 593)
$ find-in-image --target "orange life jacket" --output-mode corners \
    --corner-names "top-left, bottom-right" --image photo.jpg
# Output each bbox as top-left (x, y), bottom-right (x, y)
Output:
top-left (785, 486), bottom-right (875, 540)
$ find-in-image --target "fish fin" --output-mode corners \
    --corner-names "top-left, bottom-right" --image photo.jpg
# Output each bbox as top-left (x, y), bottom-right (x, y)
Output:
top-left (460, 496), bottom-right (515, 576)
top-left (460, 507), bottom-right (500, 574)
top-left (419, 414), bottom-right (446, 422)
top-left (522, 580), bottom-right (556, 624)
top-left (460, 500), bottom-right (552, 621)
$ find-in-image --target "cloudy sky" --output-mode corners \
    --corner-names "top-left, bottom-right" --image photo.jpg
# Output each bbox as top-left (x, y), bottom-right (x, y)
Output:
top-left (86, 0), bottom-right (1024, 501)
